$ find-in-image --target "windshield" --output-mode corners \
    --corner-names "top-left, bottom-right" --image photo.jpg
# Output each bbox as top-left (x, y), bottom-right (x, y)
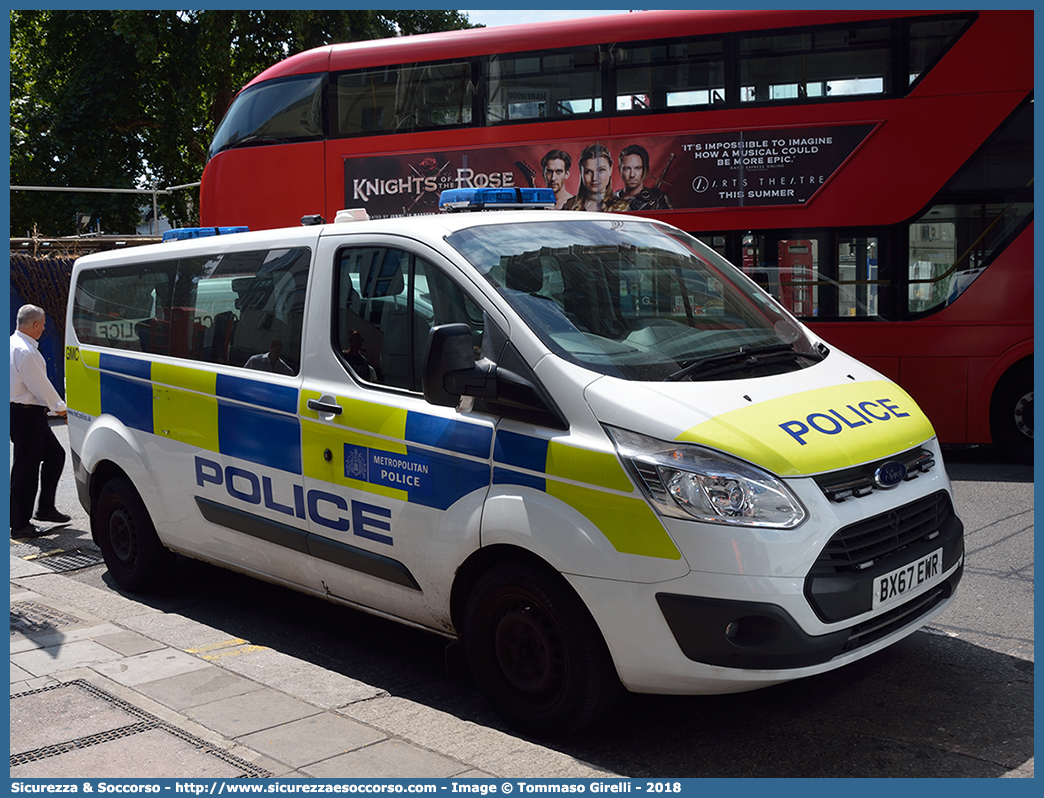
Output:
top-left (447, 219), bottom-right (823, 381)
top-left (209, 74), bottom-right (325, 158)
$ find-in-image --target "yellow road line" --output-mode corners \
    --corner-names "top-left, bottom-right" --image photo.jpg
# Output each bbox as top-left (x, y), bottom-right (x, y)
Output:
top-left (185, 638), bottom-right (267, 659)
top-left (195, 644), bottom-right (268, 661)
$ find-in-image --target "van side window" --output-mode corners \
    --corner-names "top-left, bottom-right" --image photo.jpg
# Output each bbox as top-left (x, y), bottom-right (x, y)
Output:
top-left (336, 247), bottom-right (484, 391)
top-left (71, 265), bottom-right (172, 352)
top-left (71, 247), bottom-right (311, 374)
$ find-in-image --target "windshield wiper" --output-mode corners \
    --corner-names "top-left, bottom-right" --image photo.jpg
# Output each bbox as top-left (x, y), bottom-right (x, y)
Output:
top-left (665, 343), bottom-right (801, 382)
top-left (225, 136), bottom-right (300, 150)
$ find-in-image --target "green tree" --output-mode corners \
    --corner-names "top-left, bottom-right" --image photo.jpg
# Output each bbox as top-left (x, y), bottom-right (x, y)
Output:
top-left (11, 11), bottom-right (150, 236)
top-left (10, 10), bottom-right (476, 237)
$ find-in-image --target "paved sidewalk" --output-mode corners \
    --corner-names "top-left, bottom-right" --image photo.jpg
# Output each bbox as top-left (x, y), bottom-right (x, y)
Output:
top-left (10, 551), bottom-right (615, 780)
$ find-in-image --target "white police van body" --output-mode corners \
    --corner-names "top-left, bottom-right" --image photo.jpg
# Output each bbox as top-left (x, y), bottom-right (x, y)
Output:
top-left (65, 191), bottom-right (964, 733)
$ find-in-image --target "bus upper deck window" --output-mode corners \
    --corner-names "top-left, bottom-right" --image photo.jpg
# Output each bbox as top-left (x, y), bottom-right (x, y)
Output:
top-left (334, 61), bottom-right (474, 137)
top-left (487, 47), bottom-right (602, 124)
top-left (908, 18), bottom-right (973, 85)
top-left (615, 38), bottom-right (725, 111)
top-left (740, 25), bottom-right (891, 103)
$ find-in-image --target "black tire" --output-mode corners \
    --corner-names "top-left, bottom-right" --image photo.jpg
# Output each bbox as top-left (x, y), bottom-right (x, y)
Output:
top-left (990, 361), bottom-right (1033, 464)
top-left (463, 560), bottom-right (620, 735)
top-left (93, 476), bottom-right (175, 593)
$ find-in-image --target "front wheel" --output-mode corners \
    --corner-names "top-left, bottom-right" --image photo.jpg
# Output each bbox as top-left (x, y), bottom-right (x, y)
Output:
top-left (463, 560), bottom-right (620, 735)
top-left (93, 476), bottom-right (175, 593)
top-left (991, 361), bottom-right (1033, 464)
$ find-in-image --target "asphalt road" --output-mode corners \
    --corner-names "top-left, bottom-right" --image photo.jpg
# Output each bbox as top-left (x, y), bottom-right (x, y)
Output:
top-left (20, 422), bottom-right (1035, 777)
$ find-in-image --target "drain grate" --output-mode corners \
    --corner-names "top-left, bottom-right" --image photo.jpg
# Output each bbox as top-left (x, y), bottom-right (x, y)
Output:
top-left (15, 721), bottom-right (158, 762)
top-left (33, 548), bottom-right (105, 573)
top-left (11, 601), bottom-right (82, 636)
top-left (11, 680), bottom-right (272, 777)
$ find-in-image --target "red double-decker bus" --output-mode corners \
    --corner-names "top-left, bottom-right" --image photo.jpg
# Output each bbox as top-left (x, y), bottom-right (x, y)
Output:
top-left (200, 9), bottom-right (1033, 461)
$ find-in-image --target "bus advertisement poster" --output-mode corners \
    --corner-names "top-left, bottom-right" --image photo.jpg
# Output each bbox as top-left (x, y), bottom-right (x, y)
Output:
top-left (343, 123), bottom-right (876, 219)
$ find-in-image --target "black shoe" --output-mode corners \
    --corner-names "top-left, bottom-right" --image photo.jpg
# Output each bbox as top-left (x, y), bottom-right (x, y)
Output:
top-left (34, 509), bottom-right (71, 523)
top-left (12, 524), bottom-right (51, 539)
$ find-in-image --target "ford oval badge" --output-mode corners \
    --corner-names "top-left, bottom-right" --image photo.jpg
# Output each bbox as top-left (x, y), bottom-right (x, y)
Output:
top-left (874, 460), bottom-right (908, 489)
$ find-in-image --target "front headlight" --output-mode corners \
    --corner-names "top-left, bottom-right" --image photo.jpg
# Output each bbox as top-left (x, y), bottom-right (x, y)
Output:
top-left (607, 426), bottom-right (807, 529)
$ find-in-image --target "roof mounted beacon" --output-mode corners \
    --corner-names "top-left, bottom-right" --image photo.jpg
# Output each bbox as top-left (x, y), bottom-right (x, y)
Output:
top-left (439, 187), bottom-right (556, 212)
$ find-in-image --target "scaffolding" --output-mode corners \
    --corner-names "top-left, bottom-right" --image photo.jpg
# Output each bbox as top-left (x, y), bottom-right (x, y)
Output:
top-left (10, 182), bottom-right (202, 237)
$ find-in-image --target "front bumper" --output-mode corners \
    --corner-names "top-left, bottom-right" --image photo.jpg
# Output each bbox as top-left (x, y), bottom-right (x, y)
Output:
top-left (656, 489), bottom-right (964, 671)
top-left (657, 558), bottom-right (962, 670)
top-left (567, 473), bottom-right (964, 694)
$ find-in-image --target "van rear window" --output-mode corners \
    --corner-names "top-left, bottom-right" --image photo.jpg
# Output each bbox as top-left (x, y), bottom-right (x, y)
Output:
top-left (72, 247), bottom-right (311, 374)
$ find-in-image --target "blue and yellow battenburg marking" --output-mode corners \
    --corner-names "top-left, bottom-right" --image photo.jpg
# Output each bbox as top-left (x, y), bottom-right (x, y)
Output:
top-left (678, 380), bottom-right (936, 476)
top-left (299, 391), bottom-right (492, 512)
top-left (67, 351), bottom-right (679, 560)
top-left (492, 430), bottom-right (681, 560)
top-left (301, 392), bottom-right (680, 560)
top-left (68, 349), bottom-right (302, 473)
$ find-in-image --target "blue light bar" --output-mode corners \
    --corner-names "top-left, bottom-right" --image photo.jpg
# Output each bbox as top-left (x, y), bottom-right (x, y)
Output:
top-left (439, 187), bottom-right (556, 212)
top-left (162, 226), bottom-right (249, 242)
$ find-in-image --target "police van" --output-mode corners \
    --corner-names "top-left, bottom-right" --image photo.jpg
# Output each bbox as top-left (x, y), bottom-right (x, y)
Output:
top-left (65, 189), bottom-right (964, 734)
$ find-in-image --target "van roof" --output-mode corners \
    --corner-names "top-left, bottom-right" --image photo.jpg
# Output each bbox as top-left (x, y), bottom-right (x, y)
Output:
top-left (74, 210), bottom-right (651, 267)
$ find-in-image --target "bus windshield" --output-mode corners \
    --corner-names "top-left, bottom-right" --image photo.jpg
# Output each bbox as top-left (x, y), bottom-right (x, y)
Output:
top-left (210, 74), bottom-right (325, 157)
top-left (447, 219), bottom-right (822, 381)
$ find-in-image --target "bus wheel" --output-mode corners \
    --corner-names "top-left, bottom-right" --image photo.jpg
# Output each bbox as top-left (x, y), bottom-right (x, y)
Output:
top-left (991, 360), bottom-right (1033, 464)
top-left (463, 560), bottom-right (620, 735)
top-left (93, 476), bottom-right (175, 593)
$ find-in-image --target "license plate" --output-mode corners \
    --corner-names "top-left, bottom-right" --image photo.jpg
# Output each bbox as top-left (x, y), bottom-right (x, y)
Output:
top-left (873, 548), bottom-right (944, 609)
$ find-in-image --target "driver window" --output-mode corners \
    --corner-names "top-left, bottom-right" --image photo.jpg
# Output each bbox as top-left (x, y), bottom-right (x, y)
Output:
top-left (336, 247), bottom-right (484, 391)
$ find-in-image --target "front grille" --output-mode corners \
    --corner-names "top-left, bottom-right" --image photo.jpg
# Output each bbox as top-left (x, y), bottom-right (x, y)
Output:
top-left (814, 447), bottom-right (936, 501)
top-left (811, 491), bottom-right (953, 575)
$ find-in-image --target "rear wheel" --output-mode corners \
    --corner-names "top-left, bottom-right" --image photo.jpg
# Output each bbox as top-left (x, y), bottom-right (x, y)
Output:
top-left (991, 360), bottom-right (1033, 464)
top-left (463, 560), bottom-right (620, 735)
top-left (93, 476), bottom-right (175, 593)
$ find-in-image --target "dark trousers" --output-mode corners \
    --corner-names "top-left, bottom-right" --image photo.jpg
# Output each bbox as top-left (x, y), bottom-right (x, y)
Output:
top-left (10, 403), bottom-right (66, 531)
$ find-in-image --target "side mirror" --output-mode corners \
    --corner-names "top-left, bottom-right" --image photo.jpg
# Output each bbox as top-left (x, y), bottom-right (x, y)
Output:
top-left (423, 324), bottom-right (569, 429)
top-left (423, 324), bottom-right (496, 407)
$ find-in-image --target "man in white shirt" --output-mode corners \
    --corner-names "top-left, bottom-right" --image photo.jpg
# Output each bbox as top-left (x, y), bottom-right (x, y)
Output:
top-left (10, 304), bottom-right (70, 538)
top-left (244, 339), bottom-right (294, 375)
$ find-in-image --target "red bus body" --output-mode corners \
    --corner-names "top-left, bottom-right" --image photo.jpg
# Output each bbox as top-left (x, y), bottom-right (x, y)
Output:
top-left (200, 9), bottom-right (1033, 455)
top-left (810, 224), bottom-right (1033, 448)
